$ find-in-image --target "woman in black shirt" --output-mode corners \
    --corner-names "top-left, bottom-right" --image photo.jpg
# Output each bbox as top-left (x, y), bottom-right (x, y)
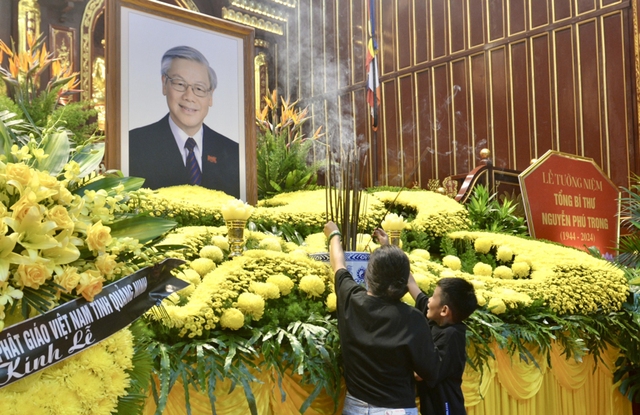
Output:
top-left (324, 221), bottom-right (440, 415)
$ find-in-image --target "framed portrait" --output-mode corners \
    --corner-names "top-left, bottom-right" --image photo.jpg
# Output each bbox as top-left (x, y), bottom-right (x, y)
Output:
top-left (105, 0), bottom-right (257, 204)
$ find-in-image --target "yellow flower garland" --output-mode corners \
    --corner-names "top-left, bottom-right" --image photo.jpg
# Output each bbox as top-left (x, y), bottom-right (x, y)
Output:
top-left (140, 186), bottom-right (234, 224)
top-left (373, 190), bottom-right (470, 236)
top-left (254, 189), bottom-right (387, 231)
top-left (446, 231), bottom-right (628, 315)
top-left (148, 238), bottom-right (334, 338)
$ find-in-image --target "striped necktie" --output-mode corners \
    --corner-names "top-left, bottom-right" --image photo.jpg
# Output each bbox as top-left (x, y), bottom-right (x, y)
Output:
top-left (185, 137), bottom-right (202, 185)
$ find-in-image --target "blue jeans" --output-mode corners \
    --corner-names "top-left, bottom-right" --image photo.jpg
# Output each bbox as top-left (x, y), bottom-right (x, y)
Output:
top-left (342, 393), bottom-right (418, 415)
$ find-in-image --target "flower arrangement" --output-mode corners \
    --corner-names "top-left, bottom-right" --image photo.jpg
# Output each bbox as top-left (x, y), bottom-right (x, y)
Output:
top-left (444, 230), bottom-right (628, 315)
top-left (145, 225), bottom-right (341, 414)
top-left (0, 33), bottom-right (98, 146)
top-left (132, 184), bottom-right (640, 413)
top-left (256, 90), bottom-right (323, 199)
top-left (0, 32), bottom-right (177, 415)
top-left (0, 153), bottom-right (176, 328)
top-left (151, 247), bottom-right (334, 338)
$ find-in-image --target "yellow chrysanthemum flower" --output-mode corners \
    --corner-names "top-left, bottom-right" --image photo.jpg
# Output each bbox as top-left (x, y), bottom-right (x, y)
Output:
top-left (511, 261), bottom-right (531, 278)
top-left (305, 232), bottom-right (328, 253)
top-left (211, 235), bottom-right (230, 251)
top-left (220, 307), bottom-right (245, 330)
top-left (473, 262), bottom-right (493, 277)
top-left (199, 245), bottom-right (224, 263)
top-left (266, 273), bottom-right (295, 295)
top-left (259, 237), bottom-right (282, 252)
top-left (474, 237), bottom-right (492, 254)
top-left (326, 292), bottom-right (337, 312)
top-left (299, 274), bottom-right (326, 297)
top-left (401, 292), bottom-right (415, 306)
top-left (250, 281), bottom-right (280, 299)
top-left (496, 245), bottom-right (514, 262)
top-left (475, 290), bottom-right (488, 307)
top-left (440, 269), bottom-right (456, 279)
top-left (493, 265), bottom-right (514, 279)
top-left (410, 249), bottom-right (431, 261)
top-left (442, 255), bottom-right (462, 271)
top-left (178, 268), bottom-right (202, 286)
top-left (236, 292), bottom-right (265, 320)
top-left (412, 273), bottom-right (432, 292)
top-left (488, 297), bottom-right (507, 314)
top-left (190, 257), bottom-right (216, 276)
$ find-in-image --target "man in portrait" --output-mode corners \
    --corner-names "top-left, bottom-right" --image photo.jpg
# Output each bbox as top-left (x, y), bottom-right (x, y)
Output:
top-left (129, 45), bottom-right (240, 197)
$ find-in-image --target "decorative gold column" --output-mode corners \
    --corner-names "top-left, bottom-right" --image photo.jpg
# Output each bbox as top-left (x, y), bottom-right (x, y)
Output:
top-left (254, 39), bottom-right (270, 115)
top-left (18, 0), bottom-right (40, 53)
top-left (80, 0), bottom-right (105, 103)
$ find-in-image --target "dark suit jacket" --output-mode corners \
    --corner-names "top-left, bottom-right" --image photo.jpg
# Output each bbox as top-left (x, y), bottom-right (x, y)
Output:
top-left (129, 114), bottom-right (240, 197)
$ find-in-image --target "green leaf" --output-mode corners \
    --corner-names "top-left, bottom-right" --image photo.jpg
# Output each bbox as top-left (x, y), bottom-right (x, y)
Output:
top-left (109, 216), bottom-right (177, 244)
top-left (0, 117), bottom-right (17, 162)
top-left (71, 142), bottom-right (105, 178)
top-left (74, 175), bottom-right (145, 197)
top-left (36, 130), bottom-right (71, 175)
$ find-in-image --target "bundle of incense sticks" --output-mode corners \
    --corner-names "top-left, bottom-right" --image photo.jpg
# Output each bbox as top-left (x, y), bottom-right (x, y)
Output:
top-left (325, 143), bottom-right (368, 251)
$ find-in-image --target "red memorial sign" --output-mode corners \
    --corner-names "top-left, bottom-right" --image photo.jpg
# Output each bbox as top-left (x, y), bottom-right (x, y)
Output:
top-left (519, 151), bottom-right (620, 257)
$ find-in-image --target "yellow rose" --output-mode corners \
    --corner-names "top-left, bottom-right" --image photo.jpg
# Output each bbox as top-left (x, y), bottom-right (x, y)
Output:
top-left (37, 170), bottom-right (59, 189)
top-left (10, 190), bottom-right (41, 224)
top-left (54, 266), bottom-right (81, 293)
top-left (46, 205), bottom-right (74, 231)
top-left (76, 270), bottom-right (104, 301)
top-left (52, 186), bottom-right (74, 205)
top-left (95, 254), bottom-right (118, 279)
top-left (86, 221), bottom-right (112, 253)
top-left (16, 262), bottom-right (51, 289)
top-left (5, 163), bottom-right (32, 188)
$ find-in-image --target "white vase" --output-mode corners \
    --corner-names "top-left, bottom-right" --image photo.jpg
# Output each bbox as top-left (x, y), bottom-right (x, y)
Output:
top-left (309, 251), bottom-right (370, 285)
